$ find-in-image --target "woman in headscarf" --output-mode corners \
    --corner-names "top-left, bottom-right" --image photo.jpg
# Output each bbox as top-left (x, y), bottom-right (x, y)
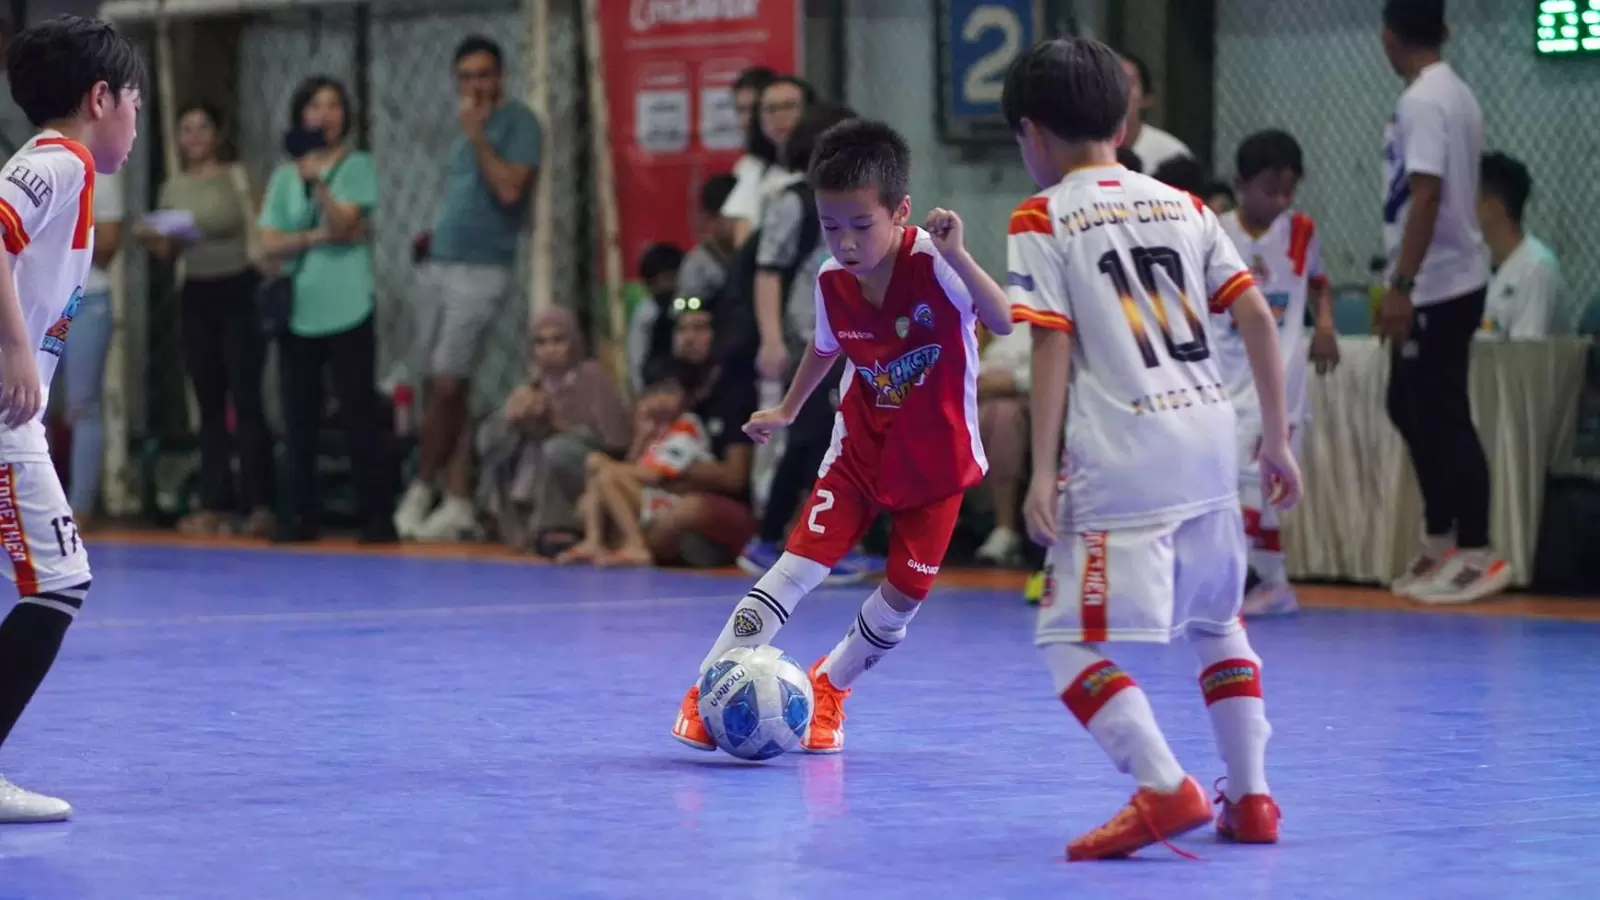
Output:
top-left (475, 306), bottom-right (631, 554)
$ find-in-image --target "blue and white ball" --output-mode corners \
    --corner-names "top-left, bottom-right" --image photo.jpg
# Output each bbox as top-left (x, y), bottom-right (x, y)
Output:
top-left (698, 645), bottom-right (813, 760)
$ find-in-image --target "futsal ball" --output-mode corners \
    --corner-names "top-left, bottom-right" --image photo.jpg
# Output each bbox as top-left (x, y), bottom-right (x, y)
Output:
top-left (698, 645), bottom-right (814, 760)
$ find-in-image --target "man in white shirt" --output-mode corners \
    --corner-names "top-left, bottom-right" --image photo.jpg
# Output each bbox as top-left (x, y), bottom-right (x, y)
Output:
top-left (1376, 0), bottom-right (1507, 605)
top-left (1117, 52), bottom-right (1190, 172)
top-left (1477, 151), bottom-right (1564, 339)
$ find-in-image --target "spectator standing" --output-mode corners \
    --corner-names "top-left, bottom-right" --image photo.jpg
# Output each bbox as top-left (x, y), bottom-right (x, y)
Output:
top-left (396, 35), bottom-right (543, 542)
top-left (137, 103), bottom-right (274, 537)
top-left (1117, 51), bottom-right (1190, 171)
top-left (1376, 0), bottom-right (1507, 603)
top-left (258, 75), bottom-right (393, 543)
top-left (719, 66), bottom-right (776, 246)
top-left (1477, 151), bottom-right (1564, 339)
top-left (721, 75), bottom-right (816, 249)
top-left (58, 170), bottom-right (122, 527)
top-left (972, 321), bottom-right (1032, 565)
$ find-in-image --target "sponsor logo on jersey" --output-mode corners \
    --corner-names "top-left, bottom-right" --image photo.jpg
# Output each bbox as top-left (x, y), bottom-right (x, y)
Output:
top-left (4, 164), bottom-right (50, 209)
top-left (856, 343), bottom-right (940, 409)
top-left (41, 286), bottom-right (81, 357)
top-left (836, 330), bottom-right (874, 341)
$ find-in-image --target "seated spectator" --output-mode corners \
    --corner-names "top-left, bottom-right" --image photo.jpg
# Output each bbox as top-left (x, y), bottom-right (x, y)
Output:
top-left (474, 306), bottom-right (630, 554)
top-left (631, 297), bottom-right (759, 566)
top-left (973, 321), bottom-right (1032, 565)
top-left (1478, 151), bottom-right (1565, 339)
top-left (560, 379), bottom-right (709, 565)
top-left (1151, 154), bottom-right (1209, 195)
top-left (679, 173), bottom-right (740, 302)
top-left (625, 242), bottom-right (685, 392)
top-left (1205, 180), bottom-right (1236, 215)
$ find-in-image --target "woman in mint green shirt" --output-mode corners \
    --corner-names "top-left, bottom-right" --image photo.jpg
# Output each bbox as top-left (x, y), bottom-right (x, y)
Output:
top-left (258, 76), bottom-right (394, 543)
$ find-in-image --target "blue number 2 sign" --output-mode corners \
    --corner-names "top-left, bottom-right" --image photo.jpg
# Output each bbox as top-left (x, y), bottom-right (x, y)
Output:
top-left (939, 0), bottom-right (1045, 143)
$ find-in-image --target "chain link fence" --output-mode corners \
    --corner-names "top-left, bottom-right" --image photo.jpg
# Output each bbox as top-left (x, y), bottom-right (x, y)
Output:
top-left (125, 0), bottom-right (589, 451)
top-left (1215, 0), bottom-right (1600, 306)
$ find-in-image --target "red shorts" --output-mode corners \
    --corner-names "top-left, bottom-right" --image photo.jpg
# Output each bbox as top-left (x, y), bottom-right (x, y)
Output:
top-left (784, 473), bottom-right (963, 601)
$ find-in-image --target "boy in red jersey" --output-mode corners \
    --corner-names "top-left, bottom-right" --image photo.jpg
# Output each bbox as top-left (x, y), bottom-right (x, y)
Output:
top-left (1003, 38), bottom-right (1301, 860)
top-left (672, 118), bottom-right (1013, 754)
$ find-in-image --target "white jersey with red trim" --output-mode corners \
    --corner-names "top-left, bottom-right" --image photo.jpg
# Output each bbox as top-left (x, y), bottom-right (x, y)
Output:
top-left (812, 226), bottom-right (987, 511)
top-left (1007, 166), bottom-right (1256, 532)
top-left (0, 132), bottom-right (97, 462)
top-left (1215, 210), bottom-right (1324, 424)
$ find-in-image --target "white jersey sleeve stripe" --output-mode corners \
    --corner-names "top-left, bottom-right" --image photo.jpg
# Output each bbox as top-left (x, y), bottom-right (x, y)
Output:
top-left (1209, 270), bottom-right (1255, 313)
top-left (0, 200), bottom-right (28, 253)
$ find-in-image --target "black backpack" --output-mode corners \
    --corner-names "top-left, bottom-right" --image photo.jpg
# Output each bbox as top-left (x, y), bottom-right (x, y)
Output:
top-left (715, 180), bottom-right (823, 371)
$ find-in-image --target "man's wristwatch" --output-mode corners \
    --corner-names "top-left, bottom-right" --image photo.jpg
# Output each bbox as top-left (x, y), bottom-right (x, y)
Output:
top-left (1389, 273), bottom-right (1416, 293)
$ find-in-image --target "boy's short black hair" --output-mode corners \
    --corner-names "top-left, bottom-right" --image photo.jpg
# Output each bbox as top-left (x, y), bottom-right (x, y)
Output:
top-left (1117, 146), bottom-right (1143, 173)
top-left (1151, 156), bottom-right (1210, 195)
top-left (1235, 129), bottom-right (1305, 182)
top-left (1383, 0), bottom-right (1447, 49)
top-left (807, 116), bottom-right (911, 210)
top-left (700, 173), bottom-right (738, 215)
top-left (1002, 38), bottom-right (1128, 143)
top-left (733, 66), bottom-right (777, 94)
top-left (453, 35), bottom-right (503, 69)
top-left (1480, 152), bottom-right (1532, 224)
top-left (6, 15), bottom-right (144, 128)
top-left (639, 242), bottom-right (684, 281)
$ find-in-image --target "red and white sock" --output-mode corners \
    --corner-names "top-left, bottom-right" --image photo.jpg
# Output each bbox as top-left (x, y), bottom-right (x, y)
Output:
top-left (1042, 642), bottom-right (1186, 791)
top-left (1189, 627), bottom-right (1271, 800)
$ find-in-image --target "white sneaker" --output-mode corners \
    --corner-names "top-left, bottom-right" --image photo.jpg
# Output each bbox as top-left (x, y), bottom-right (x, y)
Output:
top-left (1409, 554), bottom-right (1512, 605)
top-left (412, 496), bottom-right (483, 543)
top-left (1391, 548), bottom-right (1456, 598)
top-left (392, 481), bottom-right (436, 540)
top-left (1241, 581), bottom-right (1299, 617)
top-left (975, 527), bottom-right (1021, 565)
top-left (0, 777), bottom-right (71, 823)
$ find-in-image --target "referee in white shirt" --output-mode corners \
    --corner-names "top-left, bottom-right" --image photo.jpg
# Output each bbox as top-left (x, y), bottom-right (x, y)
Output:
top-left (1377, 0), bottom-right (1509, 605)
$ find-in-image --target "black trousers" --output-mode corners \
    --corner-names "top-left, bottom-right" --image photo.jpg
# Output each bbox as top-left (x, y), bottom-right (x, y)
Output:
top-left (758, 359), bottom-right (845, 543)
top-left (279, 315), bottom-right (392, 530)
top-left (180, 270), bottom-right (275, 514)
top-left (1386, 286), bottom-right (1491, 548)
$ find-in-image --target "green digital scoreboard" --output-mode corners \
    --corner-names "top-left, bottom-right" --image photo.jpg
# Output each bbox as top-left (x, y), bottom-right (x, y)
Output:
top-left (1536, 0), bottom-right (1600, 56)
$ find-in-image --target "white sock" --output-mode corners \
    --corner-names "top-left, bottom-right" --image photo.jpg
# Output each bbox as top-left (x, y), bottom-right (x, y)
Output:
top-left (817, 589), bottom-right (918, 689)
top-left (698, 552), bottom-right (828, 673)
top-left (1188, 626), bottom-right (1271, 800)
top-left (1042, 642), bottom-right (1186, 791)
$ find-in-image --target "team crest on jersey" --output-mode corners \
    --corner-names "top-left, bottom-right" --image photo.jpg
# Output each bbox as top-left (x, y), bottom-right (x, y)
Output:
top-left (894, 316), bottom-right (910, 338)
top-left (1249, 253), bottom-right (1270, 281)
top-left (857, 343), bottom-right (940, 409)
top-left (912, 303), bottom-right (934, 330)
top-left (41, 286), bottom-right (81, 357)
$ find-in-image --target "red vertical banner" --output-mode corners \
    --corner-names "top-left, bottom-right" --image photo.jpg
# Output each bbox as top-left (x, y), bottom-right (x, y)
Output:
top-left (596, 0), bottom-right (801, 276)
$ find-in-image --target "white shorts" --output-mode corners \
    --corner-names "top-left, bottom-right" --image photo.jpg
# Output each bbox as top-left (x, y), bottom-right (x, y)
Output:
top-left (1036, 506), bottom-right (1246, 645)
top-left (0, 461), bottom-right (91, 596)
top-left (1235, 415), bottom-right (1304, 533)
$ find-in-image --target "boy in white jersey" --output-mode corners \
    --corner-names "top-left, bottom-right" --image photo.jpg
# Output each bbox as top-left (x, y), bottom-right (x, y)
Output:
top-left (1215, 130), bottom-right (1339, 617)
top-left (0, 16), bottom-right (143, 823)
top-left (1002, 38), bottom-right (1302, 861)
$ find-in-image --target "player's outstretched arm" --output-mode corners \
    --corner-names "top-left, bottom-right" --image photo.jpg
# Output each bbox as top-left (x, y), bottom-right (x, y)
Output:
top-left (925, 207), bottom-right (1012, 335)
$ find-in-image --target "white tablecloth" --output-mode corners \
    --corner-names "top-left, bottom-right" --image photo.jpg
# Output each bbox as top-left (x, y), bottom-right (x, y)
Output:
top-left (1283, 336), bottom-right (1589, 586)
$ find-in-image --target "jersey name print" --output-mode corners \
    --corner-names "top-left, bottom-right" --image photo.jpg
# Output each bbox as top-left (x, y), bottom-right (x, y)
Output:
top-left (811, 226), bottom-right (987, 511)
top-left (1007, 165), bottom-right (1256, 532)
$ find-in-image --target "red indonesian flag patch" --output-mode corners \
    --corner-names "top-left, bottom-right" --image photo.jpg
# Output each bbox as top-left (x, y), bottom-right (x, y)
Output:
top-left (1097, 179), bottom-right (1123, 193)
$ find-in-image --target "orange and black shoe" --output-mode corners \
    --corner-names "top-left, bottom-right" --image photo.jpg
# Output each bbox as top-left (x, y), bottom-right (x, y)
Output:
top-left (671, 685), bottom-right (716, 751)
top-left (1066, 775), bottom-right (1214, 861)
top-left (1214, 778), bottom-right (1281, 844)
top-left (801, 659), bottom-right (850, 754)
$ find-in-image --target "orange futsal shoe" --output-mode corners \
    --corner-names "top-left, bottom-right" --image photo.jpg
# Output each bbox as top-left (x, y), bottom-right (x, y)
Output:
top-left (801, 659), bottom-right (850, 754)
top-left (1214, 780), bottom-right (1281, 844)
top-left (1066, 775), bottom-right (1213, 861)
top-left (672, 685), bottom-right (716, 751)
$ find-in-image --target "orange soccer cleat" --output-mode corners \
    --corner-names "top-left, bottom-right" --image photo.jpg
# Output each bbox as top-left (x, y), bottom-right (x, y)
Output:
top-left (801, 659), bottom-right (850, 754)
top-left (1066, 775), bottom-right (1214, 861)
top-left (1214, 779), bottom-right (1281, 844)
top-left (671, 685), bottom-right (716, 751)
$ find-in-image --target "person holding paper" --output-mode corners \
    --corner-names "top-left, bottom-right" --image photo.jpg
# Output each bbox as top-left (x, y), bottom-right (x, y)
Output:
top-left (136, 102), bottom-right (274, 538)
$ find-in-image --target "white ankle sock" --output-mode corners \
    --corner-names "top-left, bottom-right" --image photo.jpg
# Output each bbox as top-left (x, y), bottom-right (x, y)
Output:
top-left (698, 553), bottom-right (829, 673)
top-left (817, 589), bottom-right (918, 690)
top-left (1188, 626), bottom-right (1271, 800)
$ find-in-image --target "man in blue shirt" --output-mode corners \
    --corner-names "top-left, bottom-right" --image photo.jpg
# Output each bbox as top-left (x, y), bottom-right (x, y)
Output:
top-left (398, 34), bottom-right (543, 541)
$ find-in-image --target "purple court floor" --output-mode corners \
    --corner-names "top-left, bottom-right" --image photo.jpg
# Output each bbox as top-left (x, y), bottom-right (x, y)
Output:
top-left (1, 542), bottom-right (1596, 898)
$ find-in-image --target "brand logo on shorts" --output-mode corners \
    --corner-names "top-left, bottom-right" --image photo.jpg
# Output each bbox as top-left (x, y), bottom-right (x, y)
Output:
top-left (1081, 532), bottom-right (1108, 609)
top-left (906, 558), bottom-right (939, 576)
top-left (732, 608), bottom-right (763, 638)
